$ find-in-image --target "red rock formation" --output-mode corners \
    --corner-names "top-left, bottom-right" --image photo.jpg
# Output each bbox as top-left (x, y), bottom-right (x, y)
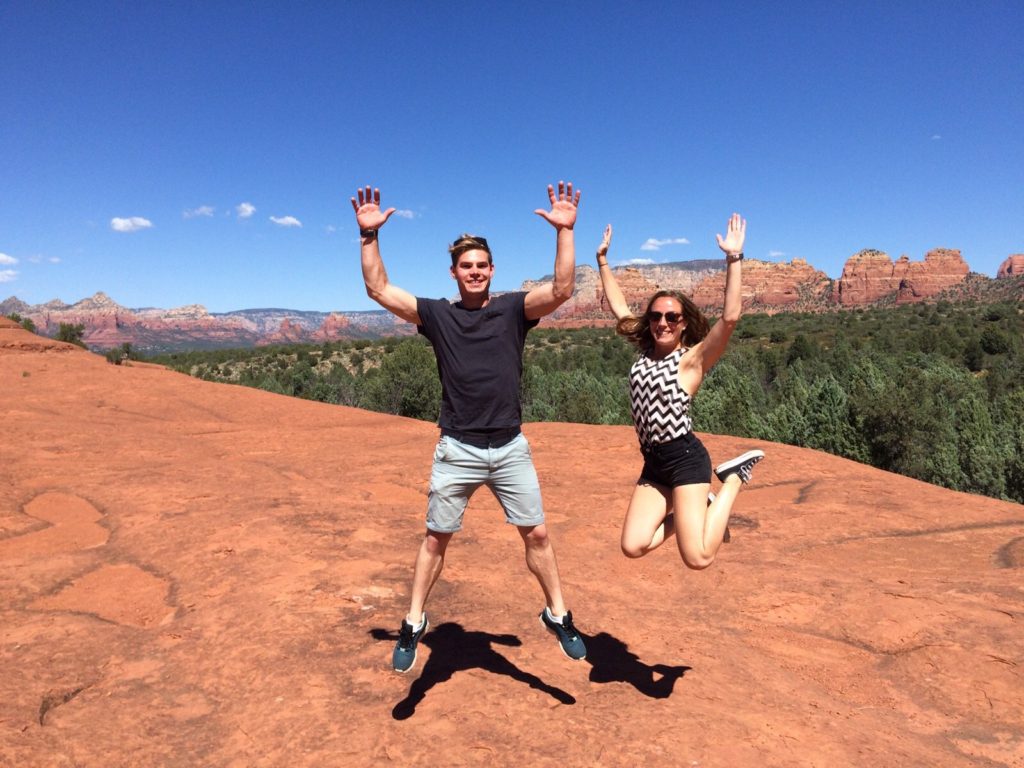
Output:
top-left (532, 263), bottom-right (722, 327)
top-left (311, 313), bottom-right (352, 341)
top-left (261, 317), bottom-right (309, 346)
top-left (997, 254), bottom-right (1024, 278)
top-left (2, 323), bottom-right (1023, 766)
top-left (690, 258), bottom-right (832, 312)
top-left (836, 248), bottom-right (970, 306)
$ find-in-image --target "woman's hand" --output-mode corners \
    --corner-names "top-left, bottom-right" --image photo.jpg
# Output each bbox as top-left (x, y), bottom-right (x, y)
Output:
top-left (597, 224), bottom-right (612, 261)
top-left (715, 213), bottom-right (746, 260)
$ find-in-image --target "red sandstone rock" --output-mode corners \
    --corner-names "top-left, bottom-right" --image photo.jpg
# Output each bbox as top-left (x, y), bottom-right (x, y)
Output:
top-left (997, 254), bottom-right (1024, 278)
top-left (690, 258), bottom-right (832, 312)
top-left (836, 248), bottom-right (970, 306)
top-left (1, 321), bottom-right (1022, 766)
top-left (311, 312), bottom-right (352, 341)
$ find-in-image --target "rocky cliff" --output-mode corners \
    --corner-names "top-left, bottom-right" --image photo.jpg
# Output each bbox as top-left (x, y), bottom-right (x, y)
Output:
top-left (3, 247), bottom-right (1019, 349)
top-left (998, 254), bottom-right (1024, 278)
top-left (0, 294), bottom-right (410, 352)
top-left (531, 261), bottom-right (723, 326)
top-left (689, 258), bottom-right (833, 313)
top-left (834, 248), bottom-right (971, 306)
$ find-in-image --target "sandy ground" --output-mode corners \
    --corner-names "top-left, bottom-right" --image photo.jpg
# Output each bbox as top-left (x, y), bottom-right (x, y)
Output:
top-left (1, 317), bottom-right (1022, 767)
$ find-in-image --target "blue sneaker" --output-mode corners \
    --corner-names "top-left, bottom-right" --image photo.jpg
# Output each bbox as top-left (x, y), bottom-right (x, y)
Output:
top-left (715, 450), bottom-right (765, 484)
top-left (392, 614), bottom-right (428, 673)
top-left (539, 609), bottom-right (586, 660)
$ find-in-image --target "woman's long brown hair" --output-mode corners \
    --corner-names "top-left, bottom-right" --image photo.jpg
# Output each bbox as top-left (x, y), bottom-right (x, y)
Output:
top-left (615, 290), bottom-right (709, 351)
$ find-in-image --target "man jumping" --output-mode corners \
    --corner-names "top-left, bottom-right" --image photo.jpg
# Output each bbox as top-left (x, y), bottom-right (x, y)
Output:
top-left (352, 181), bottom-right (587, 673)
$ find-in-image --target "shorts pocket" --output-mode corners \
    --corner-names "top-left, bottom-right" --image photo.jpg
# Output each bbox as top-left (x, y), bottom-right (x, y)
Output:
top-left (434, 436), bottom-right (450, 462)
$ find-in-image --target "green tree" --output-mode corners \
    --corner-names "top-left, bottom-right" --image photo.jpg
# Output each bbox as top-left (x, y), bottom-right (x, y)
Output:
top-left (694, 361), bottom-right (766, 438)
top-left (363, 339), bottom-right (441, 421)
top-left (954, 389), bottom-right (1006, 498)
top-left (803, 374), bottom-right (868, 462)
top-left (56, 323), bottom-right (86, 347)
top-left (997, 389), bottom-right (1024, 503)
top-left (6, 312), bottom-right (37, 333)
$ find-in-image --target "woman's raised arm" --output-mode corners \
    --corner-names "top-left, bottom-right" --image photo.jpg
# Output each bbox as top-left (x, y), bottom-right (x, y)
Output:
top-left (596, 224), bottom-right (633, 320)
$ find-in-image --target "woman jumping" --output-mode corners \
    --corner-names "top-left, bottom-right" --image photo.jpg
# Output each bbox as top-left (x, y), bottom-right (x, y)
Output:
top-left (596, 214), bottom-right (764, 569)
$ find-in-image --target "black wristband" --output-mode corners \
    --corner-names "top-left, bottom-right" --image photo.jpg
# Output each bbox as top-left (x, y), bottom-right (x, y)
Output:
top-left (360, 228), bottom-right (378, 240)
top-left (726, 252), bottom-right (744, 262)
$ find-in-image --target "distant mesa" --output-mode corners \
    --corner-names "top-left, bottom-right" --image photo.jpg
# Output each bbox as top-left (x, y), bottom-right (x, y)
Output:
top-left (834, 248), bottom-right (970, 307)
top-left (2, 247), bottom-right (1021, 350)
top-left (0, 293), bottom-right (412, 353)
top-left (545, 247), bottom-right (1019, 326)
top-left (997, 254), bottom-right (1024, 278)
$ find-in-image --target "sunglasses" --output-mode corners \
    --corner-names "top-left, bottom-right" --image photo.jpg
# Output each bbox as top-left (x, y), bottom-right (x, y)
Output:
top-left (647, 311), bottom-right (683, 324)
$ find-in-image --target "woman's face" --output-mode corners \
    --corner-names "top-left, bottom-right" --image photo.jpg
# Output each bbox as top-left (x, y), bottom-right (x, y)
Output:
top-left (647, 296), bottom-right (686, 353)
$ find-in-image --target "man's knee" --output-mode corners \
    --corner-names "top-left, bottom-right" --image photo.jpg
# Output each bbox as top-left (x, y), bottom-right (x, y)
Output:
top-left (519, 524), bottom-right (550, 548)
top-left (423, 530), bottom-right (453, 555)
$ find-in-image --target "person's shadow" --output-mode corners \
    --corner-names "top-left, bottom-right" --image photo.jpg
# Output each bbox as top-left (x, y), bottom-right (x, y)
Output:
top-left (370, 622), bottom-right (576, 720)
top-left (582, 631), bottom-right (690, 699)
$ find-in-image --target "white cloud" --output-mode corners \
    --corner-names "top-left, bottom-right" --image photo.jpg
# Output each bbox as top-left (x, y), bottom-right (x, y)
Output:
top-left (640, 237), bottom-right (690, 251)
top-left (236, 202), bottom-right (256, 219)
top-left (270, 215), bottom-right (302, 228)
top-left (394, 209), bottom-right (417, 219)
top-left (769, 250), bottom-right (785, 258)
top-left (50, 256), bottom-right (62, 264)
top-left (626, 258), bottom-right (655, 266)
top-left (0, 269), bottom-right (17, 283)
top-left (110, 216), bottom-right (153, 233)
top-left (0, 252), bottom-right (17, 265)
top-left (184, 205), bottom-right (215, 219)
top-left (325, 225), bottom-right (337, 234)
top-left (931, 134), bottom-right (942, 140)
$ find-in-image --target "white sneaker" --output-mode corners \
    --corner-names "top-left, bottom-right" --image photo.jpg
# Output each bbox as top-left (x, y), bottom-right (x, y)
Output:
top-left (715, 450), bottom-right (765, 484)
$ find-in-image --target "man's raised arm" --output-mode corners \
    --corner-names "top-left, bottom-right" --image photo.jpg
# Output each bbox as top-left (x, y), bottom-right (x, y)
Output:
top-left (351, 185), bottom-right (420, 325)
top-left (525, 181), bottom-right (581, 321)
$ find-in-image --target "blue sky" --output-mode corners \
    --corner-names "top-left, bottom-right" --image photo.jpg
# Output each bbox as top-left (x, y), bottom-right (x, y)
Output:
top-left (2, 2), bottom-right (1021, 313)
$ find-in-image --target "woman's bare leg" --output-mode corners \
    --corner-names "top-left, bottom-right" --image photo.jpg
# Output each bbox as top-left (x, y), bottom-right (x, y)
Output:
top-left (620, 482), bottom-right (672, 558)
top-left (675, 476), bottom-right (742, 569)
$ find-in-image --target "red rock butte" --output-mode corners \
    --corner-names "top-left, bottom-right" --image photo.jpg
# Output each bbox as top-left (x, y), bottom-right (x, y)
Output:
top-left (835, 248), bottom-right (971, 306)
top-left (2, 316), bottom-right (1022, 767)
top-left (998, 254), bottom-right (1024, 279)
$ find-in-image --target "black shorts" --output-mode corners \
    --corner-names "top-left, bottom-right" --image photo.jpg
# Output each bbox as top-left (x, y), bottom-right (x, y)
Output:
top-left (639, 432), bottom-right (712, 488)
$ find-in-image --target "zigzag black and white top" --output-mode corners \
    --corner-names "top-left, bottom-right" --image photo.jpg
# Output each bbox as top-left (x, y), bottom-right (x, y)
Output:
top-left (629, 347), bottom-right (693, 451)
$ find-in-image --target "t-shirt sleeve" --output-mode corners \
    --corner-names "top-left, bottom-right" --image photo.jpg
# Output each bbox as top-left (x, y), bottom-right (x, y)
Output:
top-left (416, 296), bottom-right (437, 339)
top-left (513, 292), bottom-right (540, 332)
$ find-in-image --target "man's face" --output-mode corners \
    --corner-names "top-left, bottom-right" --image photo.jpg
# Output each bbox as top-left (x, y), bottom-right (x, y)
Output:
top-left (450, 249), bottom-right (494, 298)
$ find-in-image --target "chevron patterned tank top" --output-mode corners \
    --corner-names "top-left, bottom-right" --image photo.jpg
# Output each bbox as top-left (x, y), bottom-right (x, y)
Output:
top-left (629, 347), bottom-right (692, 450)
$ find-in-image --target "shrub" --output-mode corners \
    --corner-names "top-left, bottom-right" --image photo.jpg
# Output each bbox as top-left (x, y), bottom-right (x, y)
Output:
top-left (56, 323), bottom-right (86, 347)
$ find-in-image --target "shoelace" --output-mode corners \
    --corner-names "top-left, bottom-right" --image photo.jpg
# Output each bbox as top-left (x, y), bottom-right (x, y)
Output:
top-left (398, 623), bottom-right (415, 648)
top-left (561, 612), bottom-right (580, 639)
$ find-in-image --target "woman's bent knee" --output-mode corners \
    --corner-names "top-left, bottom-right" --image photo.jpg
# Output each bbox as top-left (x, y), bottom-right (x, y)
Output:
top-left (620, 541), bottom-right (647, 559)
top-left (682, 552), bottom-right (715, 570)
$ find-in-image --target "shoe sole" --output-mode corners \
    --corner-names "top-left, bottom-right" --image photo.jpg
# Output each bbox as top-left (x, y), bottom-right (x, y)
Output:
top-left (393, 618), bottom-right (428, 674)
top-left (715, 449), bottom-right (765, 482)
top-left (539, 614), bottom-right (586, 661)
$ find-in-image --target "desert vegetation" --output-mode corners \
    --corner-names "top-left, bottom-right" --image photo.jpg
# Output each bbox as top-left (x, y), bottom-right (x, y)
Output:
top-left (149, 300), bottom-right (1024, 503)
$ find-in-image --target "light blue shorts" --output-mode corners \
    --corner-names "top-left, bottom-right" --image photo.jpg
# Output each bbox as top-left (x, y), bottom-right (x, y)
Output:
top-left (426, 433), bottom-right (545, 533)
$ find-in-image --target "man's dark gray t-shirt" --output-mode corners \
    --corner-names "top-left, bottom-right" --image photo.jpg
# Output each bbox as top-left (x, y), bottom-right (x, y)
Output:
top-left (416, 292), bottom-right (539, 432)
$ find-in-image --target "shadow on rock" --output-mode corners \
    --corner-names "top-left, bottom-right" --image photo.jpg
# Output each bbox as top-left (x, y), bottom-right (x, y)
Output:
top-left (583, 631), bottom-right (690, 699)
top-left (370, 622), bottom-right (576, 720)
